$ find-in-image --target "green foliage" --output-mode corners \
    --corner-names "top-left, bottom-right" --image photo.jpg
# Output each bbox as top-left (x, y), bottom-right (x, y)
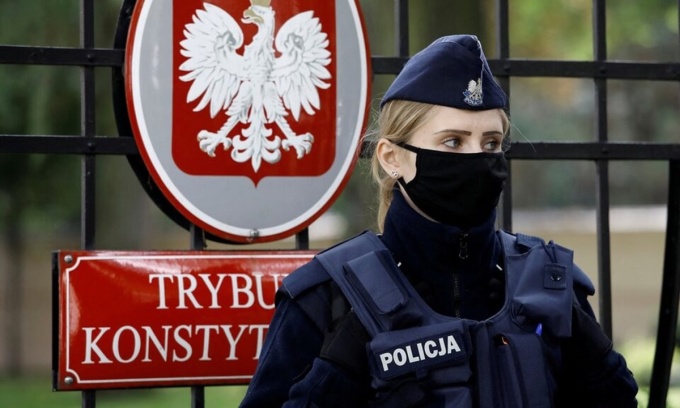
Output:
top-left (505, 0), bottom-right (679, 208)
top-left (618, 338), bottom-right (680, 408)
top-left (0, 377), bottom-right (247, 408)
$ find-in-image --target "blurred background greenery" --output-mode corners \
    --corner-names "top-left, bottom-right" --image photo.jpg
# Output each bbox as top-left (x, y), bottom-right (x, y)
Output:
top-left (0, 0), bottom-right (678, 406)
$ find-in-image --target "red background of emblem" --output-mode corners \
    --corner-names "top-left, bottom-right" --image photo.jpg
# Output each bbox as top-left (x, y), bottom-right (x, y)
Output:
top-left (172, 0), bottom-right (337, 185)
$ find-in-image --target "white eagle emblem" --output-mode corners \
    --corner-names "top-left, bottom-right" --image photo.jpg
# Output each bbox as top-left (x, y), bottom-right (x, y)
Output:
top-left (178, 1), bottom-right (332, 172)
top-left (463, 78), bottom-right (483, 107)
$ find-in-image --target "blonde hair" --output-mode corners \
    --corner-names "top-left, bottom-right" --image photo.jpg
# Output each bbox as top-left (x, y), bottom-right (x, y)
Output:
top-left (367, 100), bottom-right (510, 232)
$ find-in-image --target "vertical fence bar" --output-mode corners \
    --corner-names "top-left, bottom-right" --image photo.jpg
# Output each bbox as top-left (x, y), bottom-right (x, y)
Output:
top-left (80, 0), bottom-right (97, 406)
top-left (495, 0), bottom-right (512, 232)
top-left (394, 0), bottom-right (409, 57)
top-left (592, 0), bottom-right (613, 338)
top-left (649, 2), bottom-right (680, 406)
top-left (648, 161), bottom-right (680, 408)
top-left (189, 224), bottom-right (206, 408)
top-left (296, 228), bottom-right (310, 250)
top-left (80, 0), bottom-right (96, 251)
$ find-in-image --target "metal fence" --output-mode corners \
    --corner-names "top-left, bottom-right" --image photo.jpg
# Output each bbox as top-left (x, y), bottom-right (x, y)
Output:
top-left (1, 0), bottom-right (679, 407)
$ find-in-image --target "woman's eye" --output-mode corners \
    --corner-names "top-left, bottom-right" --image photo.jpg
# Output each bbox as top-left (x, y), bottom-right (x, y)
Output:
top-left (483, 139), bottom-right (502, 151)
top-left (443, 138), bottom-right (460, 149)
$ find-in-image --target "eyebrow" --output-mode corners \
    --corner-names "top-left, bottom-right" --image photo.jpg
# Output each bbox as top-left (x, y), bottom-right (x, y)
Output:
top-left (435, 129), bottom-right (504, 137)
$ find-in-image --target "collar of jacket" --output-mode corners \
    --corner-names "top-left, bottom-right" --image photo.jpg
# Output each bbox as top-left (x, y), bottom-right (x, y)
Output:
top-left (381, 189), bottom-right (500, 318)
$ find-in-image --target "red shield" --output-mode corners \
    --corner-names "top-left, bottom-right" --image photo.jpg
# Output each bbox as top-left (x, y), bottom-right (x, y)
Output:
top-left (172, 0), bottom-right (337, 185)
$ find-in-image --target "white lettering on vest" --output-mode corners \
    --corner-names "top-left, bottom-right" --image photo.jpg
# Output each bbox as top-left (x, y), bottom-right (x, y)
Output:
top-left (424, 340), bottom-right (438, 358)
top-left (378, 334), bottom-right (462, 372)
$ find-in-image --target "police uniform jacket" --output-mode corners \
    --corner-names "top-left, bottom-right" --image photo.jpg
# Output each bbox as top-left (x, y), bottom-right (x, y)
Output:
top-left (239, 190), bottom-right (638, 407)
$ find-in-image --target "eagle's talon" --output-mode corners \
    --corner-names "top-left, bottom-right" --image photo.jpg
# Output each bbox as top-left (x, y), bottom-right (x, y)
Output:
top-left (282, 132), bottom-right (314, 159)
top-left (198, 130), bottom-right (232, 156)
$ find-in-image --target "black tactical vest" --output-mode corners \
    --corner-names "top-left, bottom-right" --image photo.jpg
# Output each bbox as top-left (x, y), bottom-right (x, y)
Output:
top-left (283, 230), bottom-right (595, 407)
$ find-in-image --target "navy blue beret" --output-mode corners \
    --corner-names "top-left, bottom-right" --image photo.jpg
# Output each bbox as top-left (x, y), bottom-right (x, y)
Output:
top-left (380, 35), bottom-right (508, 111)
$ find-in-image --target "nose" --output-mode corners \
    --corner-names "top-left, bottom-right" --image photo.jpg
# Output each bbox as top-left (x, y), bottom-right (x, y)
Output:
top-left (459, 144), bottom-right (483, 154)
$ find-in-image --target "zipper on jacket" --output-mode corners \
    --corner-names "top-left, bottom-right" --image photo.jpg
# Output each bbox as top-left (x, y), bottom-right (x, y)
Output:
top-left (458, 232), bottom-right (469, 259)
top-left (452, 272), bottom-right (461, 318)
top-left (452, 232), bottom-right (468, 317)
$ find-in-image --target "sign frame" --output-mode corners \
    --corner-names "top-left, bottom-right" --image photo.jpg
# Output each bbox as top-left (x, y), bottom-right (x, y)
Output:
top-left (52, 249), bottom-right (316, 391)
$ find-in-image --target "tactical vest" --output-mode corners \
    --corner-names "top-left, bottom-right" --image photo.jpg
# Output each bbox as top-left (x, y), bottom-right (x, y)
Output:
top-left (282, 230), bottom-right (595, 407)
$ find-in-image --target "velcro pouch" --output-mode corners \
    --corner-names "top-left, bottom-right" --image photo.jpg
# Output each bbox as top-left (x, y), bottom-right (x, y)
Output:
top-left (343, 250), bottom-right (424, 335)
top-left (509, 242), bottom-right (574, 338)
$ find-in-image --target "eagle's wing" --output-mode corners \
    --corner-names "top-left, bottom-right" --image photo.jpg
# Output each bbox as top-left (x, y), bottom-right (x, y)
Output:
top-left (178, 3), bottom-right (247, 118)
top-left (271, 11), bottom-right (331, 121)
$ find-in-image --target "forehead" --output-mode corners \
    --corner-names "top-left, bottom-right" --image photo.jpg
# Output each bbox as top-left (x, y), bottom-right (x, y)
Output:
top-left (418, 105), bottom-right (504, 134)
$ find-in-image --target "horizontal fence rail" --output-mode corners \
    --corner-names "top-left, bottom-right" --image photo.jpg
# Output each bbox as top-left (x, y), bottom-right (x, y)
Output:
top-left (2, 45), bottom-right (680, 81)
top-left (4, 137), bottom-right (680, 161)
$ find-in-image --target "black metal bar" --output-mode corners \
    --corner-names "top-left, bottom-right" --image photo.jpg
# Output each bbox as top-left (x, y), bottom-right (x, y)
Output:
top-left (5, 137), bottom-right (680, 161)
top-left (3, 46), bottom-right (678, 80)
top-left (394, 0), bottom-right (408, 57)
top-left (496, 0), bottom-right (510, 60)
top-left (648, 11), bottom-right (680, 408)
top-left (595, 161), bottom-right (613, 336)
top-left (81, 1), bottom-right (96, 405)
top-left (190, 224), bottom-right (207, 251)
top-left (487, 60), bottom-right (680, 80)
top-left (370, 56), bottom-right (408, 74)
top-left (648, 160), bottom-right (680, 408)
top-left (592, 0), bottom-right (613, 338)
top-left (296, 228), bottom-right (310, 250)
top-left (360, 139), bottom-right (680, 160)
top-left (82, 391), bottom-right (96, 408)
top-left (371, 57), bottom-right (680, 80)
top-left (191, 386), bottom-right (205, 408)
top-left (189, 222), bottom-right (206, 408)
top-left (0, 45), bottom-right (124, 67)
top-left (80, 0), bottom-right (96, 252)
top-left (496, 0), bottom-right (512, 232)
top-left (0, 136), bottom-right (138, 154)
top-left (505, 142), bottom-right (680, 160)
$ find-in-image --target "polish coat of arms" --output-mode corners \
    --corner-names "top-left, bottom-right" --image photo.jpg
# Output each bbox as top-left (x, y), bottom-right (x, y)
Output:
top-left (177, 0), bottom-right (333, 173)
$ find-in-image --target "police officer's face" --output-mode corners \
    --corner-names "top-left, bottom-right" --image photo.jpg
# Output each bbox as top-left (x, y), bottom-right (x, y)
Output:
top-left (394, 106), bottom-right (505, 184)
top-left (410, 106), bottom-right (504, 153)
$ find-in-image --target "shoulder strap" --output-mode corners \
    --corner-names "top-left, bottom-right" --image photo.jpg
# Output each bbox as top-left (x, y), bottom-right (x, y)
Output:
top-left (281, 260), bottom-right (332, 300)
top-left (281, 230), bottom-right (384, 299)
top-left (315, 231), bottom-right (404, 336)
top-left (282, 231), bottom-right (401, 336)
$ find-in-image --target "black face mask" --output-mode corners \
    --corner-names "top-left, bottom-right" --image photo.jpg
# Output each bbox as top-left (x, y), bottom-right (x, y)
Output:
top-left (397, 143), bottom-right (508, 228)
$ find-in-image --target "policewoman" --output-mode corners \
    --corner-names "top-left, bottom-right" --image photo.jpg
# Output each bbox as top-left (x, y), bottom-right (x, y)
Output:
top-left (239, 35), bottom-right (638, 407)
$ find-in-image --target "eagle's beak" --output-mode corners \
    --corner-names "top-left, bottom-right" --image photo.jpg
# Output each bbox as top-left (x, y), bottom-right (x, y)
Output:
top-left (243, 7), bottom-right (263, 24)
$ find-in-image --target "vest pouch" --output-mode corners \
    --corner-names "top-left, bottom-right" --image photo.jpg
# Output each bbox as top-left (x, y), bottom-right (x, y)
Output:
top-left (507, 242), bottom-right (574, 338)
top-left (489, 331), bottom-right (552, 408)
top-left (368, 320), bottom-right (473, 408)
top-left (344, 250), bottom-right (424, 334)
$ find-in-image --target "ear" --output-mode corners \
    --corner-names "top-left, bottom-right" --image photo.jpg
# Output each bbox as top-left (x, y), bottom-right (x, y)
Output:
top-left (376, 138), bottom-right (401, 176)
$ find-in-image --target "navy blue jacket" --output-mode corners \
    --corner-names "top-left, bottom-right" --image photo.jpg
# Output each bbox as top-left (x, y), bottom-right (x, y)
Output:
top-left (239, 191), bottom-right (638, 407)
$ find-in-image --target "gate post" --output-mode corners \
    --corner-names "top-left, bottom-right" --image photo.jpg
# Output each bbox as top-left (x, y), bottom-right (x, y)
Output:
top-left (648, 160), bottom-right (680, 407)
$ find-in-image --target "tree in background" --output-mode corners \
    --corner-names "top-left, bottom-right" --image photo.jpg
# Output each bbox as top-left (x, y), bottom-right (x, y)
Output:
top-left (0, 0), bottom-right (126, 374)
top-left (507, 0), bottom-right (679, 208)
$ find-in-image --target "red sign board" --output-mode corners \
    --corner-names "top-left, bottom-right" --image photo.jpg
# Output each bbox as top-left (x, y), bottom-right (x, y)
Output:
top-left (54, 250), bottom-right (315, 390)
